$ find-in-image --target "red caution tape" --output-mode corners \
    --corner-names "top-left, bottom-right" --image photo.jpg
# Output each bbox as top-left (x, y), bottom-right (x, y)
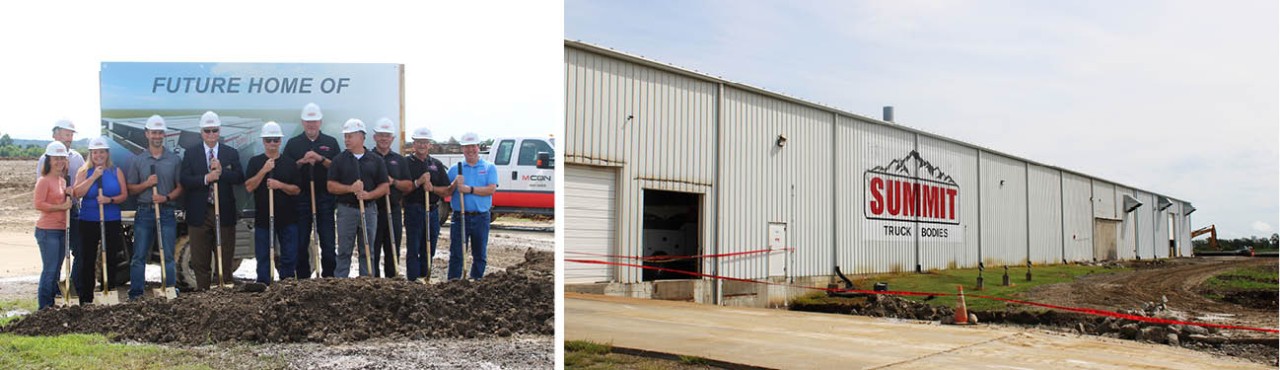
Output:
top-left (567, 258), bottom-right (1280, 334)
top-left (563, 247), bottom-right (790, 262)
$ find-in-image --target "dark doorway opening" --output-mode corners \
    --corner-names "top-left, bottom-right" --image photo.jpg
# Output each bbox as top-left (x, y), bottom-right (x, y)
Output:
top-left (642, 190), bottom-right (700, 281)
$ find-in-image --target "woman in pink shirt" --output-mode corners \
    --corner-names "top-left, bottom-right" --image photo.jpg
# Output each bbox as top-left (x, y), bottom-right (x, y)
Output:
top-left (33, 142), bottom-right (73, 310)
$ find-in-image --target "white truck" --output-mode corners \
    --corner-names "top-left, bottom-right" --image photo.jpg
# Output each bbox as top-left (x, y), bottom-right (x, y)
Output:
top-left (434, 136), bottom-right (556, 222)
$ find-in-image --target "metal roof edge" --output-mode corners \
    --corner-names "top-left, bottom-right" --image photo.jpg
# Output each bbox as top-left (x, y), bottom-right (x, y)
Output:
top-left (565, 39), bottom-right (1189, 204)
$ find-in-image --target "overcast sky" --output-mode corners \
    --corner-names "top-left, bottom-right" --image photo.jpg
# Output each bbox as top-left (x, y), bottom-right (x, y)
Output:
top-left (567, 0), bottom-right (1278, 239)
top-left (0, 0), bottom-right (561, 144)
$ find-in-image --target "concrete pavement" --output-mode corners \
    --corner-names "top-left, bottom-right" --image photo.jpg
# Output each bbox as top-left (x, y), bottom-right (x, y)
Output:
top-left (566, 293), bottom-right (1267, 369)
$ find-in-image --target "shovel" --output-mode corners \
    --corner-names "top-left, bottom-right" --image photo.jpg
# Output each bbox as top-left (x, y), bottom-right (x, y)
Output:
top-left (458, 177), bottom-right (469, 280)
top-left (355, 159), bottom-right (373, 277)
top-left (424, 180), bottom-right (433, 284)
top-left (213, 182), bottom-right (228, 288)
top-left (268, 176), bottom-right (277, 282)
top-left (308, 164), bottom-right (321, 279)
top-left (384, 194), bottom-right (399, 278)
top-left (151, 164), bottom-right (176, 299)
top-left (63, 184), bottom-right (72, 307)
top-left (96, 180), bottom-right (118, 305)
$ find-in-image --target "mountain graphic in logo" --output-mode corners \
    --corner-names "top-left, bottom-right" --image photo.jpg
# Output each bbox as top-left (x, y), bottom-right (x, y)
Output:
top-left (869, 150), bottom-right (957, 186)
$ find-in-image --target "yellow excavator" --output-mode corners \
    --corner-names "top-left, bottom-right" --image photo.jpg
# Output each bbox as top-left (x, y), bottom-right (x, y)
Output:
top-left (1191, 225), bottom-right (1219, 250)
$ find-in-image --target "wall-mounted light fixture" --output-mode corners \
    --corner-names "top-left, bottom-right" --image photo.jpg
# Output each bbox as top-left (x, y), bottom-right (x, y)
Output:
top-left (776, 134), bottom-right (788, 148)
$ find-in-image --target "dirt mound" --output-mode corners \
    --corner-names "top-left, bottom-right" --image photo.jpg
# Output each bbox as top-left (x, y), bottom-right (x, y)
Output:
top-left (2, 253), bottom-right (553, 344)
top-left (794, 295), bottom-right (954, 321)
top-left (510, 249), bottom-right (553, 275)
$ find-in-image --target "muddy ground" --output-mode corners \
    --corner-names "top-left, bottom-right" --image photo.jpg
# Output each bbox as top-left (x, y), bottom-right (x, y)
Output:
top-left (4, 249), bottom-right (553, 344)
top-left (793, 257), bottom-right (1279, 366)
top-left (0, 158), bottom-right (555, 367)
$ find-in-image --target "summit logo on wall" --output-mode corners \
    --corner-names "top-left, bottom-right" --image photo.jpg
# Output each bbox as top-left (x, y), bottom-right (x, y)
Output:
top-left (863, 151), bottom-right (965, 242)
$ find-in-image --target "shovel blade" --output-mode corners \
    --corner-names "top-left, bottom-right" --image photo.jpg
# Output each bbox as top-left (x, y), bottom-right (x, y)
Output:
top-left (96, 291), bottom-right (118, 305)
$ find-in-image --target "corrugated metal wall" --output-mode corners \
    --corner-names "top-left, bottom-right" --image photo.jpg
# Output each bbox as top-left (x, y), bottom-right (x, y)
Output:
top-left (979, 152), bottom-right (1029, 266)
top-left (565, 47), bottom-right (720, 283)
top-left (718, 87), bottom-right (834, 280)
top-left (566, 41), bottom-right (1195, 289)
top-left (837, 116), bottom-right (918, 274)
top-left (1135, 190), bottom-right (1156, 259)
top-left (1115, 186), bottom-right (1138, 260)
top-left (1154, 196), bottom-right (1171, 259)
top-left (1173, 202), bottom-right (1190, 257)
top-left (1028, 164), bottom-right (1063, 264)
top-left (1062, 172), bottom-right (1094, 262)
top-left (1093, 180), bottom-right (1118, 220)
top-left (917, 136), bottom-right (979, 270)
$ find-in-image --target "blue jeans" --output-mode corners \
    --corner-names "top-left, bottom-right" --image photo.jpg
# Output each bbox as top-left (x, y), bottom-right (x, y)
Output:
top-left (130, 203), bottom-right (176, 299)
top-left (404, 204), bottom-right (440, 281)
top-left (255, 222), bottom-right (298, 284)
top-left (35, 228), bottom-right (66, 310)
top-left (67, 206), bottom-right (80, 296)
top-left (295, 194), bottom-right (336, 278)
top-left (448, 212), bottom-right (490, 280)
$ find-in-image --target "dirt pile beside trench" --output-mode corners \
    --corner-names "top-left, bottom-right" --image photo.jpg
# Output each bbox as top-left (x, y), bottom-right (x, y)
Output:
top-left (2, 251), bottom-right (554, 344)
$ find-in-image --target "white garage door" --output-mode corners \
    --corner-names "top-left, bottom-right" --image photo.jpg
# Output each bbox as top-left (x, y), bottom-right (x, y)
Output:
top-left (565, 164), bottom-right (617, 284)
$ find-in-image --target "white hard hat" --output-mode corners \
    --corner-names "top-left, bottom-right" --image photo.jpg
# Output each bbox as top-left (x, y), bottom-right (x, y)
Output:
top-left (459, 132), bottom-right (482, 146)
top-left (44, 142), bottom-right (69, 157)
top-left (88, 136), bottom-right (110, 150)
top-left (260, 121), bottom-right (284, 138)
top-left (341, 118), bottom-right (366, 134)
top-left (199, 111), bottom-right (221, 128)
top-left (410, 127), bottom-right (434, 141)
top-left (54, 119), bottom-right (77, 132)
top-left (374, 117), bottom-right (396, 134)
top-left (301, 103), bottom-right (323, 121)
top-left (145, 115), bottom-right (167, 131)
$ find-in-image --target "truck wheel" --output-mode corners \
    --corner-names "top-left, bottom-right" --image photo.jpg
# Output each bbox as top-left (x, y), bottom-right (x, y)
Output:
top-left (439, 202), bottom-right (452, 226)
top-left (174, 235), bottom-right (197, 291)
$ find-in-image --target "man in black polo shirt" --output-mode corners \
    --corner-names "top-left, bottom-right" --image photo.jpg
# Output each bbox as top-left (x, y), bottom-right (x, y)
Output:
top-left (283, 103), bottom-right (340, 278)
top-left (327, 119), bottom-right (389, 278)
top-left (403, 127), bottom-right (451, 282)
top-left (245, 121), bottom-right (301, 283)
top-left (370, 118), bottom-right (412, 278)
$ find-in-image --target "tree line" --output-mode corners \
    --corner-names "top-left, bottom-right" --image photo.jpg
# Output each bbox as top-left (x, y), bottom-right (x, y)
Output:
top-left (1193, 233), bottom-right (1280, 251)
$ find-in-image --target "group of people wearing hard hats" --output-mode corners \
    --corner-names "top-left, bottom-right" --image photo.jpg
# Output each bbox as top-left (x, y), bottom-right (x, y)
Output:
top-left (31, 103), bottom-right (498, 309)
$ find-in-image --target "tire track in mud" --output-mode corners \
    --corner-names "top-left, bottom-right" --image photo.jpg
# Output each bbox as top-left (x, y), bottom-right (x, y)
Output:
top-left (1025, 257), bottom-right (1277, 335)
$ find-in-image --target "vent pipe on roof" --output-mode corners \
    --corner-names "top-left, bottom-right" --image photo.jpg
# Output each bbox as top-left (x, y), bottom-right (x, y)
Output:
top-left (883, 106), bottom-right (894, 123)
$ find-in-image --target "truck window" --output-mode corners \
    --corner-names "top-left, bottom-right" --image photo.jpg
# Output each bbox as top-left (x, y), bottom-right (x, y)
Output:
top-left (494, 140), bottom-right (515, 165)
top-left (517, 139), bottom-right (554, 166)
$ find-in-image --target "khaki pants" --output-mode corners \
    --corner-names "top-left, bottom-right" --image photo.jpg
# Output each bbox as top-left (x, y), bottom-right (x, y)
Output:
top-left (189, 214), bottom-right (236, 290)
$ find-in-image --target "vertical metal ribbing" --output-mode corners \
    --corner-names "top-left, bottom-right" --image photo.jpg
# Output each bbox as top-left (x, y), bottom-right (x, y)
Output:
top-left (1089, 179), bottom-right (1096, 261)
top-left (713, 82), bottom-right (723, 305)
top-left (1025, 162), bottom-right (1031, 266)
top-left (913, 133), bottom-right (921, 273)
top-left (976, 151), bottom-right (983, 265)
top-left (832, 112), bottom-right (838, 280)
top-left (1059, 171), bottom-right (1066, 263)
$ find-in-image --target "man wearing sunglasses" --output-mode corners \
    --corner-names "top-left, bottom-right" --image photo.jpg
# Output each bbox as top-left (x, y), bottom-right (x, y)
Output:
top-left (179, 111), bottom-right (244, 291)
top-left (245, 121), bottom-right (301, 283)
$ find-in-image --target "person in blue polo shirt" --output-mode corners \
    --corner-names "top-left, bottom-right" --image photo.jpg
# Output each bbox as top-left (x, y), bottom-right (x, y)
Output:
top-left (446, 132), bottom-right (498, 280)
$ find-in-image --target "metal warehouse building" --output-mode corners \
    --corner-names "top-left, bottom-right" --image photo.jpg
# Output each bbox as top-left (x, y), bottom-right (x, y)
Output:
top-left (563, 40), bottom-right (1196, 307)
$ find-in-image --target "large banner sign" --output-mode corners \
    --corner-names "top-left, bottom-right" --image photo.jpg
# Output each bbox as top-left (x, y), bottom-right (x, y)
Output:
top-left (100, 62), bottom-right (402, 210)
top-left (863, 150), bottom-right (965, 242)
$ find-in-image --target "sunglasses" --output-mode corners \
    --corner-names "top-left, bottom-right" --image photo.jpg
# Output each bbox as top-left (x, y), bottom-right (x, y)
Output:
top-left (202, 128), bottom-right (220, 134)
top-left (263, 138), bottom-right (281, 143)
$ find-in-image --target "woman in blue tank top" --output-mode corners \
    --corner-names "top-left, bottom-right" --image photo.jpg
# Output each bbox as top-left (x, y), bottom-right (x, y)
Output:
top-left (70, 137), bottom-right (128, 304)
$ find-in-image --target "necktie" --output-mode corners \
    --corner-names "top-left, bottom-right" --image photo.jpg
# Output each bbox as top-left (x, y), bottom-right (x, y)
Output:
top-left (208, 148), bottom-right (215, 204)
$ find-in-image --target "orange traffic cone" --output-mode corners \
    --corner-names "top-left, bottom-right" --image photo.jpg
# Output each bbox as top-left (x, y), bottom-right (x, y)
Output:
top-left (955, 285), bottom-right (969, 325)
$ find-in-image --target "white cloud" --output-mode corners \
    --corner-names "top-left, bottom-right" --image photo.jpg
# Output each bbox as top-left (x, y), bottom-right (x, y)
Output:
top-left (1252, 221), bottom-right (1274, 234)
